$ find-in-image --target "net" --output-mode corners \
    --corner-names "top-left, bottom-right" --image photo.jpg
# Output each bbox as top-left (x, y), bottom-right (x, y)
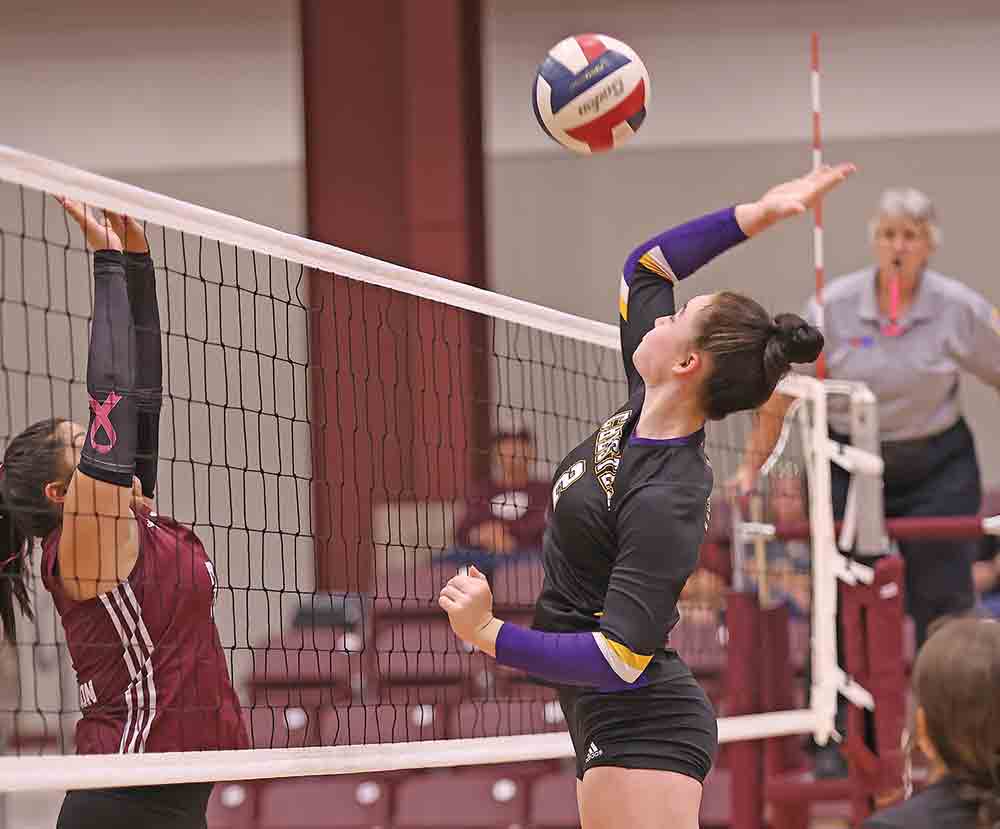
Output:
top-left (0, 145), bottom-right (832, 797)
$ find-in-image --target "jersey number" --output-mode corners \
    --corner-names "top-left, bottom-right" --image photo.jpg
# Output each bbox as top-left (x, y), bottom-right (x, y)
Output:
top-left (552, 460), bottom-right (586, 509)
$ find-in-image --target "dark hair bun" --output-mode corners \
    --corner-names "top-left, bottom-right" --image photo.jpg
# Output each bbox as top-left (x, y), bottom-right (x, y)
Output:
top-left (770, 313), bottom-right (824, 364)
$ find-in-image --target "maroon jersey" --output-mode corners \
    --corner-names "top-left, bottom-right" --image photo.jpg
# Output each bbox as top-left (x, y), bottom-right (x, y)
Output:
top-left (42, 504), bottom-right (249, 755)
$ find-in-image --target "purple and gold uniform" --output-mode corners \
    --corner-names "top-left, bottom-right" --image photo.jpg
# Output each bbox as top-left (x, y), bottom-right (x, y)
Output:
top-left (494, 208), bottom-right (748, 781)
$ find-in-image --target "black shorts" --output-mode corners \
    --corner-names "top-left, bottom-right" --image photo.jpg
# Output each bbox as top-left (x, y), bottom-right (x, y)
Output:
top-left (57, 783), bottom-right (213, 829)
top-left (558, 668), bottom-right (718, 782)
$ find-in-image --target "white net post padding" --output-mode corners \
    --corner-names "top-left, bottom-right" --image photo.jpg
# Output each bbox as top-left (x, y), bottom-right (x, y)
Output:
top-left (782, 374), bottom-right (887, 742)
top-left (0, 144), bottom-right (842, 791)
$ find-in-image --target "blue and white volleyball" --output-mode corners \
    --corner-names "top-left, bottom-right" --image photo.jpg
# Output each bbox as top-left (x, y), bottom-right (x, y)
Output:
top-left (533, 34), bottom-right (650, 154)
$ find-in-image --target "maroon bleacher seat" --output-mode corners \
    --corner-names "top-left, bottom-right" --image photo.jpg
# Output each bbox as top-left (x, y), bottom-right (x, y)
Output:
top-left (766, 557), bottom-right (908, 829)
top-left (448, 698), bottom-right (566, 739)
top-left (491, 559), bottom-right (545, 609)
top-left (248, 625), bottom-right (357, 706)
top-left (373, 558), bottom-right (451, 607)
top-left (669, 614), bottom-right (727, 706)
top-left (205, 781), bottom-right (256, 829)
top-left (670, 615), bottom-right (725, 676)
top-left (374, 614), bottom-right (489, 703)
top-left (393, 768), bottom-right (529, 828)
top-left (491, 671), bottom-right (560, 702)
top-left (447, 699), bottom-right (567, 781)
top-left (256, 775), bottom-right (392, 828)
top-left (375, 614), bottom-right (470, 666)
top-left (245, 704), bottom-right (322, 749)
top-left (527, 767), bottom-right (579, 828)
top-left (699, 767), bottom-right (730, 828)
top-left (319, 702), bottom-right (447, 746)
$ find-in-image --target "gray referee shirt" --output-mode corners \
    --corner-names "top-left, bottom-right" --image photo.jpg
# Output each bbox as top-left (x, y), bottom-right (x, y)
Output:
top-left (796, 267), bottom-right (1000, 441)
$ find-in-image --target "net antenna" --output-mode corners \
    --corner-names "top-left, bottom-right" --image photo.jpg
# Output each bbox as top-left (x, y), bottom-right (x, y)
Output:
top-left (811, 32), bottom-right (826, 380)
top-left (807, 35), bottom-right (889, 557)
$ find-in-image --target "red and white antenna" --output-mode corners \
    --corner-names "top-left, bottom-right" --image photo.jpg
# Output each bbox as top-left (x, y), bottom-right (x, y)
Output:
top-left (811, 32), bottom-right (826, 378)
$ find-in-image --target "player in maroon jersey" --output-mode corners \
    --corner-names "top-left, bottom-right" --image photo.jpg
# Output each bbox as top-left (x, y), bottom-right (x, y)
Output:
top-left (0, 202), bottom-right (248, 828)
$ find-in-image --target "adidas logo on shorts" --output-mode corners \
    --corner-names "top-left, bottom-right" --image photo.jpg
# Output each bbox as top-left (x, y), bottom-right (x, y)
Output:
top-left (584, 741), bottom-right (603, 764)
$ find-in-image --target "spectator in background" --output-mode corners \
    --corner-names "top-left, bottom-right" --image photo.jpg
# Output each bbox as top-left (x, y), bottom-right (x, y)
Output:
top-left (737, 187), bottom-right (1000, 648)
top-left (677, 495), bottom-right (731, 624)
top-left (742, 471), bottom-right (812, 617)
top-left (693, 472), bottom-right (811, 619)
top-left (445, 430), bottom-right (550, 578)
top-left (862, 618), bottom-right (1000, 829)
top-left (974, 536), bottom-right (999, 619)
top-left (974, 490), bottom-right (1000, 618)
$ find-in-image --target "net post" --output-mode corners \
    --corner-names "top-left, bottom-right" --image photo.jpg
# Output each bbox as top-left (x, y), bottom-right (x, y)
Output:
top-left (794, 377), bottom-right (841, 747)
top-left (845, 387), bottom-right (888, 556)
top-left (749, 492), bottom-right (770, 606)
top-left (724, 590), bottom-right (765, 829)
top-left (838, 557), bottom-right (908, 816)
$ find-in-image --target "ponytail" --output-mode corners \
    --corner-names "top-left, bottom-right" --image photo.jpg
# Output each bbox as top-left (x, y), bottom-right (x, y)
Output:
top-left (694, 292), bottom-right (824, 421)
top-left (0, 417), bottom-right (70, 643)
top-left (0, 482), bottom-right (32, 643)
top-left (913, 618), bottom-right (1000, 829)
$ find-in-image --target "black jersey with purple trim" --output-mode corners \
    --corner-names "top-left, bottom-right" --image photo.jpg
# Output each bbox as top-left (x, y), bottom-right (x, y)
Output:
top-left (531, 249), bottom-right (713, 687)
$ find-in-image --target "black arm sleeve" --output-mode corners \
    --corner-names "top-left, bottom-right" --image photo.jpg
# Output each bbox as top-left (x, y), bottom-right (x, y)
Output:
top-left (600, 482), bottom-right (712, 657)
top-left (78, 250), bottom-right (138, 488)
top-left (124, 252), bottom-right (162, 498)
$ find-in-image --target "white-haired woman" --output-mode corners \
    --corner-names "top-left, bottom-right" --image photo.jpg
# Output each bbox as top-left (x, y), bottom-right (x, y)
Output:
top-left (738, 187), bottom-right (1000, 649)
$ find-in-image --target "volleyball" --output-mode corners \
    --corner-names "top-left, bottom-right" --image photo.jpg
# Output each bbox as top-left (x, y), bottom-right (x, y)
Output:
top-left (532, 33), bottom-right (650, 154)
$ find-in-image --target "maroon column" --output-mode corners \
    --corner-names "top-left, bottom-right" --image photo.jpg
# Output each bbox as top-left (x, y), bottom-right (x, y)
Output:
top-left (302, 1), bottom-right (489, 592)
top-left (725, 591), bottom-right (764, 829)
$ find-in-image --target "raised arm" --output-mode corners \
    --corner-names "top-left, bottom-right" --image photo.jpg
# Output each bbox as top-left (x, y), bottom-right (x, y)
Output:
top-left (120, 219), bottom-right (162, 500)
top-left (56, 201), bottom-right (152, 600)
top-left (620, 164), bottom-right (855, 395)
top-left (731, 391), bottom-right (796, 494)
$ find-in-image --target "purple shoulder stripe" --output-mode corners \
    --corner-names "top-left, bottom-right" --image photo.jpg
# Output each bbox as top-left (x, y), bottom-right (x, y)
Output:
top-left (622, 207), bottom-right (746, 286)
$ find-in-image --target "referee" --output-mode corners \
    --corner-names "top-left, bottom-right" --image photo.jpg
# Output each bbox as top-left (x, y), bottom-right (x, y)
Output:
top-left (738, 187), bottom-right (1000, 647)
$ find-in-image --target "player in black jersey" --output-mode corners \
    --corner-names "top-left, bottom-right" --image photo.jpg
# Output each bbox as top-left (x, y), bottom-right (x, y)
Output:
top-left (440, 163), bottom-right (854, 829)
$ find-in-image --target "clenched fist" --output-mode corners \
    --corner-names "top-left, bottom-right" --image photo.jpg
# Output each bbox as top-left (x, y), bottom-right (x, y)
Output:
top-left (439, 565), bottom-right (496, 645)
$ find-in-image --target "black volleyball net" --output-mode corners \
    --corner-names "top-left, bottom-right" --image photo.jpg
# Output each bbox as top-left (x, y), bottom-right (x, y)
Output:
top-left (0, 146), bottom-right (879, 804)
